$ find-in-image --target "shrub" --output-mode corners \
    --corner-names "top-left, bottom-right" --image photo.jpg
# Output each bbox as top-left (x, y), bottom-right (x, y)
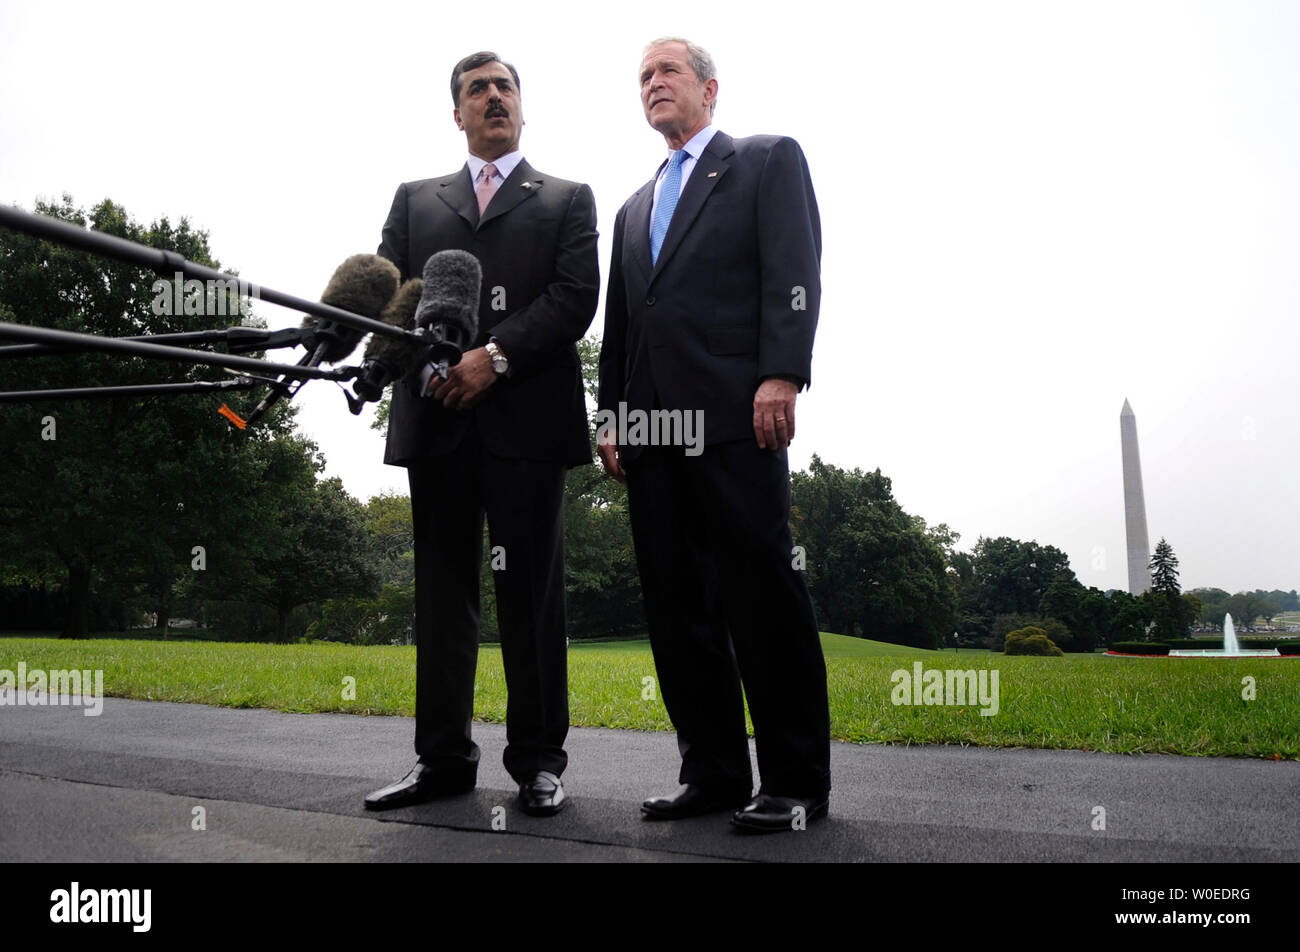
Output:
top-left (1004, 626), bottom-right (1064, 656)
top-left (993, 613), bottom-right (1074, 651)
top-left (308, 583), bottom-right (414, 645)
top-left (1165, 638), bottom-right (1214, 650)
top-left (1241, 637), bottom-right (1287, 650)
top-left (1110, 641), bottom-right (1170, 656)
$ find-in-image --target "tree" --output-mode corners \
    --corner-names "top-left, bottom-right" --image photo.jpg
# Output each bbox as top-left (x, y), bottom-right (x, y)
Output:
top-left (1225, 591), bottom-right (1276, 630)
top-left (1148, 538), bottom-right (1180, 594)
top-left (792, 457), bottom-right (954, 648)
top-left (1263, 589), bottom-right (1300, 612)
top-left (1038, 572), bottom-right (1082, 625)
top-left (1028, 582), bottom-right (1141, 651)
top-left (1074, 586), bottom-right (1117, 651)
top-left (361, 493), bottom-right (416, 588)
top-left (1105, 590), bottom-right (1146, 644)
top-left (560, 336), bottom-right (642, 639)
top-left (201, 439), bottom-right (379, 641)
top-left (1253, 593), bottom-right (1283, 627)
top-left (1034, 573), bottom-right (1093, 651)
top-left (911, 516), bottom-right (961, 563)
top-left (1142, 538), bottom-right (1195, 640)
top-left (0, 196), bottom-right (294, 636)
top-left (955, 536), bottom-right (1074, 641)
top-left (309, 492), bottom-right (415, 645)
top-left (1189, 587), bottom-right (1231, 627)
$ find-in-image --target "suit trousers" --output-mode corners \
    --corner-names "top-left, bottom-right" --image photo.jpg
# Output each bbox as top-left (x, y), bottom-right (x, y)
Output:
top-left (407, 416), bottom-right (569, 783)
top-left (625, 439), bottom-right (831, 798)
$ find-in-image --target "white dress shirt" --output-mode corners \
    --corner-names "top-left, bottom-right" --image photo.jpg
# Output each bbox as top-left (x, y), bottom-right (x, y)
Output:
top-left (649, 124), bottom-right (717, 241)
top-left (467, 149), bottom-right (524, 191)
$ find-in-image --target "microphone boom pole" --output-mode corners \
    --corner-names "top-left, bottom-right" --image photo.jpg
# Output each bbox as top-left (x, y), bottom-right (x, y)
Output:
top-left (0, 378), bottom-right (261, 403)
top-left (0, 204), bottom-right (412, 344)
top-left (0, 321), bottom-right (351, 381)
top-left (0, 325), bottom-right (315, 359)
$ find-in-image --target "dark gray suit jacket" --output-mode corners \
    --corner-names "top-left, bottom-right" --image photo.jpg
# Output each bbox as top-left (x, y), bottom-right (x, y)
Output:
top-left (597, 131), bottom-right (821, 460)
top-left (379, 159), bottom-right (599, 467)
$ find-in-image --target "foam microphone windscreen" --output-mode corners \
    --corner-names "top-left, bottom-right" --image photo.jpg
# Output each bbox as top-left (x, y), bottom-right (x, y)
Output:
top-left (414, 250), bottom-right (482, 339)
top-left (362, 277), bottom-right (425, 371)
top-left (301, 254), bottom-right (401, 362)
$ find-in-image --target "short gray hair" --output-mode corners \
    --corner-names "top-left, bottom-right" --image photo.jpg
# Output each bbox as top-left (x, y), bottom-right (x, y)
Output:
top-left (643, 37), bottom-right (717, 113)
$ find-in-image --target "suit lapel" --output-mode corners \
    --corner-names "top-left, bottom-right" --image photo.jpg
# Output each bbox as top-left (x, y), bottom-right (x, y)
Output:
top-left (478, 159), bottom-right (542, 229)
top-left (650, 131), bottom-right (734, 283)
top-left (436, 164), bottom-right (478, 228)
top-left (626, 173), bottom-right (658, 284)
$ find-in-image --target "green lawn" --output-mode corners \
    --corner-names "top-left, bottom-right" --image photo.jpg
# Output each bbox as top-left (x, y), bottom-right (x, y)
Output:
top-left (2, 634), bottom-right (1296, 759)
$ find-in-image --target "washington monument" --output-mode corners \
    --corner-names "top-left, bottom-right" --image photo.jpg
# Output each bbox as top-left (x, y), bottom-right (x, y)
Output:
top-left (1120, 399), bottom-right (1151, 595)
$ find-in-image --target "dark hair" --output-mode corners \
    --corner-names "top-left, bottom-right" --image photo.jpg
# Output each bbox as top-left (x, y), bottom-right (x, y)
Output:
top-left (450, 51), bottom-right (521, 107)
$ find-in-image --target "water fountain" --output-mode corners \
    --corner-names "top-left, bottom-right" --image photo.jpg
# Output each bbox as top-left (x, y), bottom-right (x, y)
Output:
top-left (1168, 614), bottom-right (1280, 657)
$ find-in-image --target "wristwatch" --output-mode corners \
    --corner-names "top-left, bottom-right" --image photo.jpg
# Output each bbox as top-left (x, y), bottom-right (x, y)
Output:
top-left (485, 339), bottom-right (509, 375)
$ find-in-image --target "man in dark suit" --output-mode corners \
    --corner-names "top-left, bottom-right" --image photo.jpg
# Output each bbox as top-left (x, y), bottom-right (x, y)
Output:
top-left (364, 51), bottom-right (598, 816)
top-left (597, 37), bottom-right (830, 832)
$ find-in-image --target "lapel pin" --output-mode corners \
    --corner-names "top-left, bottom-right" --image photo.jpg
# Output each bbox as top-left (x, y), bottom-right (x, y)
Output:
top-left (521, 182), bottom-right (535, 189)
top-left (707, 171), bottom-right (718, 178)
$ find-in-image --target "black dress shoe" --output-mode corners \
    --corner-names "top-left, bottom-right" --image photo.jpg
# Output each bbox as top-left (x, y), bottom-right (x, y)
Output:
top-left (641, 783), bottom-right (752, 820)
top-left (364, 763), bottom-right (475, 811)
top-left (730, 792), bottom-right (829, 833)
top-left (518, 770), bottom-right (566, 816)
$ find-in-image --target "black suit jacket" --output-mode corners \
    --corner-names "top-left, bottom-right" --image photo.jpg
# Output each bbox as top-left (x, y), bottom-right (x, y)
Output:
top-left (598, 132), bottom-right (821, 458)
top-left (379, 159), bottom-right (599, 467)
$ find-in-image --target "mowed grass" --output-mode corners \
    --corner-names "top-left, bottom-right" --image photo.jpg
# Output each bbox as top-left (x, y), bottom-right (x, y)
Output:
top-left (2, 633), bottom-right (1297, 759)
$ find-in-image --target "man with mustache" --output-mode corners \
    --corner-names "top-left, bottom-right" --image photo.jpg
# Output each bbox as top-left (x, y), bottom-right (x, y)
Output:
top-left (598, 37), bottom-right (830, 832)
top-left (365, 51), bottom-right (599, 816)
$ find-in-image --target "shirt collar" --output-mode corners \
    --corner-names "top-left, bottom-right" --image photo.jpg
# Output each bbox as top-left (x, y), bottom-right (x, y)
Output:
top-left (467, 150), bottom-right (524, 184)
top-left (675, 124), bottom-right (717, 164)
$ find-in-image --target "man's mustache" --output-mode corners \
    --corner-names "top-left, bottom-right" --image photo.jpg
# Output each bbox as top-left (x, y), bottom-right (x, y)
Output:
top-left (486, 103), bottom-right (510, 119)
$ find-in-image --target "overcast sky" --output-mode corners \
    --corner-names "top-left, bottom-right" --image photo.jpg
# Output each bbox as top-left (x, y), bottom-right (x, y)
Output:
top-left (2, 0), bottom-right (1296, 594)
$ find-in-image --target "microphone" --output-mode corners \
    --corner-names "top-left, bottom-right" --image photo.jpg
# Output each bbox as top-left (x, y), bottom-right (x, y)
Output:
top-left (414, 250), bottom-right (482, 379)
top-left (302, 254), bottom-right (401, 363)
top-left (349, 277), bottom-right (426, 406)
top-left (248, 254), bottom-right (399, 424)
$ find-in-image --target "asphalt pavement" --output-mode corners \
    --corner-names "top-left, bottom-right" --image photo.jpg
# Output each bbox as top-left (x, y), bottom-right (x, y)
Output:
top-left (2, 696), bottom-right (1297, 862)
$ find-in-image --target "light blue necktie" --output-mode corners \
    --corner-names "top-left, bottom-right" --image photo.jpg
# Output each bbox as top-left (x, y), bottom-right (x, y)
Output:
top-left (650, 150), bottom-right (686, 266)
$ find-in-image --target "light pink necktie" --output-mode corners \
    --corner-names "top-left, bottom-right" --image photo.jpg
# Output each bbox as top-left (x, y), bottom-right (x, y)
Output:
top-left (476, 163), bottom-right (499, 215)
